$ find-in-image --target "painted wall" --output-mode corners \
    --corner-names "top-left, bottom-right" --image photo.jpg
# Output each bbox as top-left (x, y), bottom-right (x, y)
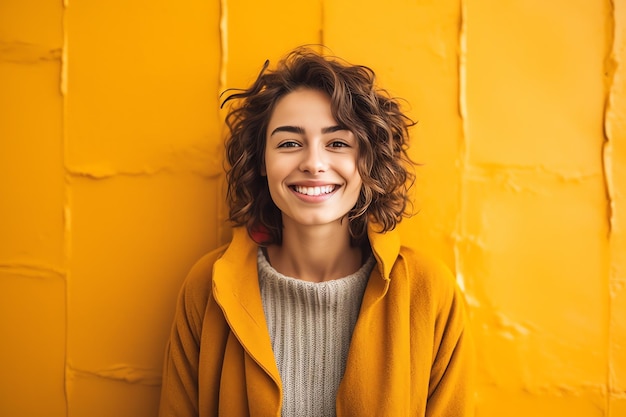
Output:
top-left (1, 0), bottom-right (624, 416)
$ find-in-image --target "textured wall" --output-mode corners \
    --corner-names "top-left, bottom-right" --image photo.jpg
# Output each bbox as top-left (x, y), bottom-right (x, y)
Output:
top-left (1, 0), bottom-right (624, 416)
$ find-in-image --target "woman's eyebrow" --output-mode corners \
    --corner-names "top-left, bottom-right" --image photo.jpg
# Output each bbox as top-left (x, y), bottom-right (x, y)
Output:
top-left (270, 126), bottom-right (305, 136)
top-left (321, 125), bottom-right (348, 134)
top-left (270, 125), bottom-right (348, 137)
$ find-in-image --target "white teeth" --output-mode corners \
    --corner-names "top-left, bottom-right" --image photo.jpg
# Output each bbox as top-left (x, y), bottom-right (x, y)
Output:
top-left (294, 185), bottom-right (335, 196)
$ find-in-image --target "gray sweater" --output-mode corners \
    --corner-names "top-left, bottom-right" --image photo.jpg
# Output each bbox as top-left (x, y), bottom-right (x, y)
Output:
top-left (258, 249), bottom-right (375, 417)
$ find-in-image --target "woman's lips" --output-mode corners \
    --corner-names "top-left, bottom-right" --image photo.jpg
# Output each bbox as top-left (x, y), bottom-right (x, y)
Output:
top-left (289, 184), bottom-right (339, 202)
top-left (292, 184), bottom-right (337, 196)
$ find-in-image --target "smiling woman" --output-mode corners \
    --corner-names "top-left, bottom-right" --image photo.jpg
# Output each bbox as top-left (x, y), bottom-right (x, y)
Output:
top-left (158, 47), bottom-right (475, 417)
top-left (222, 49), bottom-right (414, 247)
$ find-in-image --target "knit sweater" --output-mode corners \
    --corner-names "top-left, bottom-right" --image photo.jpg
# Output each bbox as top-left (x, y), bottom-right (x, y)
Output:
top-left (257, 249), bottom-right (375, 417)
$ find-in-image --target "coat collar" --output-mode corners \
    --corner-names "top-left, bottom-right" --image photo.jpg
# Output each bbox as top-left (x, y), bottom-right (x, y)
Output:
top-left (367, 223), bottom-right (401, 281)
top-left (211, 224), bottom-right (402, 388)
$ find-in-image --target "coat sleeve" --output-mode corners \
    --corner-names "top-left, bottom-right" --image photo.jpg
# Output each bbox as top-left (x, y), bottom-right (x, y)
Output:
top-left (159, 252), bottom-right (219, 417)
top-left (158, 278), bottom-right (203, 417)
top-left (425, 266), bottom-right (476, 417)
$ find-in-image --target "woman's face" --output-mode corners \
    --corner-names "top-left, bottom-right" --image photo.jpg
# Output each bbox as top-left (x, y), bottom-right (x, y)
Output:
top-left (264, 88), bottom-right (362, 230)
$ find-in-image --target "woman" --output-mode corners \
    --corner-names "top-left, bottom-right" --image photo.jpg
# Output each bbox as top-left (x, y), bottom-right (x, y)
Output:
top-left (159, 47), bottom-right (474, 416)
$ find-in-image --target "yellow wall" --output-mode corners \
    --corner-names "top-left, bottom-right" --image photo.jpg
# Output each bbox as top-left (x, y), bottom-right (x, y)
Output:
top-left (1, 0), bottom-right (624, 415)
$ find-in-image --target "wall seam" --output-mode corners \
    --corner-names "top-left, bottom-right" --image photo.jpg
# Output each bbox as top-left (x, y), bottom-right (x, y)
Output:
top-left (603, 0), bottom-right (620, 414)
top-left (217, 0), bottom-right (229, 245)
top-left (60, 0), bottom-right (71, 415)
top-left (602, 0), bottom-right (618, 415)
top-left (319, 0), bottom-right (325, 47)
top-left (453, 0), bottom-right (469, 293)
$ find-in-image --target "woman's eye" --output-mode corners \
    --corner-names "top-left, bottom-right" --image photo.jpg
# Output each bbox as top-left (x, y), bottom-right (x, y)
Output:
top-left (278, 141), bottom-right (300, 148)
top-left (329, 141), bottom-right (349, 148)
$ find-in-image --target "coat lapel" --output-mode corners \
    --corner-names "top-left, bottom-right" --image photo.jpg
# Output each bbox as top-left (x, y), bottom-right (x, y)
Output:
top-left (211, 228), bottom-right (281, 387)
top-left (337, 226), bottom-right (405, 415)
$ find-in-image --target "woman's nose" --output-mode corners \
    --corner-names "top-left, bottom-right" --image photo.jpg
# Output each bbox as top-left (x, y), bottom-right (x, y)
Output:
top-left (299, 146), bottom-right (328, 173)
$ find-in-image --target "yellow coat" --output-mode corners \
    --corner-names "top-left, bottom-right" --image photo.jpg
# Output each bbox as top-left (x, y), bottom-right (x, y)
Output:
top-left (159, 226), bottom-right (475, 416)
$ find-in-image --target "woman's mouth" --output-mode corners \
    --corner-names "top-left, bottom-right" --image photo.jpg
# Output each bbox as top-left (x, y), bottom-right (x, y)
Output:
top-left (292, 185), bottom-right (337, 196)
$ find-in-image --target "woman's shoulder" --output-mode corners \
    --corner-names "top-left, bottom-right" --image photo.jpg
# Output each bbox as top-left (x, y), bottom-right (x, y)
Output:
top-left (396, 245), bottom-right (462, 297)
top-left (397, 245), bottom-right (454, 276)
top-left (395, 246), bottom-right (469, 330)
top-left (178, 243), bottom-right (230, 303)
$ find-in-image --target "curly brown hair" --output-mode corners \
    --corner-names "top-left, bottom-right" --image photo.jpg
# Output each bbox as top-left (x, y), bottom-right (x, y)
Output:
top-left (222, 47), bottom-right (415, 246)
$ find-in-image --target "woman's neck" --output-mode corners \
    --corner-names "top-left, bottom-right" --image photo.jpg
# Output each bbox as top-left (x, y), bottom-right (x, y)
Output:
top-left (265, 220), bottom-right (363, 283)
